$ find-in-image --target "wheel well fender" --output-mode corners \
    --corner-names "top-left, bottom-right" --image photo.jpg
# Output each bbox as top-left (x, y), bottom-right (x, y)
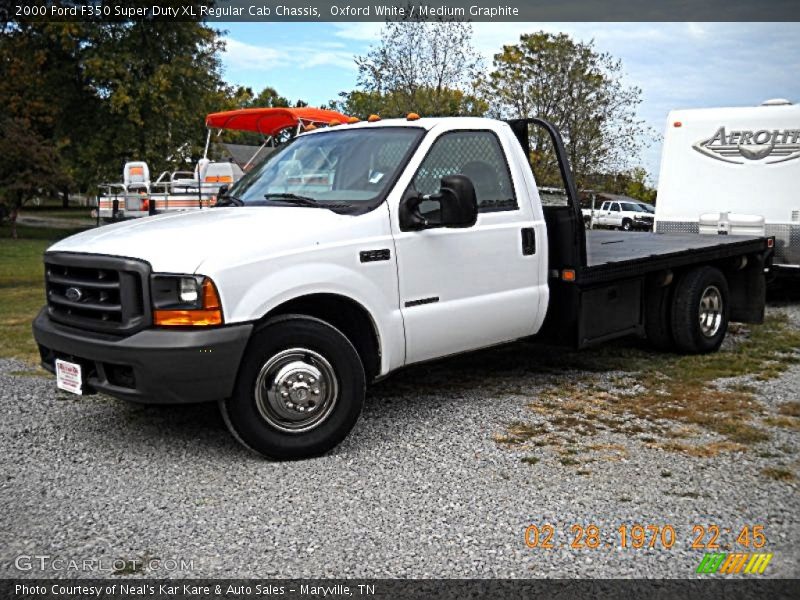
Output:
top-left (258, 293), bottom-right (382, 382)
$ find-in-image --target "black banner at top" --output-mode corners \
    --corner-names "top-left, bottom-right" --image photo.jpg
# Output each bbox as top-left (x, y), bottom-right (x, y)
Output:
top-left (5, 0), bottom-right (800, 22)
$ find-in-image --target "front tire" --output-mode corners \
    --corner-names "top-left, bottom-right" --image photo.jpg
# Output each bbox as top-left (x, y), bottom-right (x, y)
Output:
top-left (621, 219), bottom-right (632, 231)
top-left (670, 267), bottom-right (729, 353)
top-left (220, 315), bottom-right (365, 459)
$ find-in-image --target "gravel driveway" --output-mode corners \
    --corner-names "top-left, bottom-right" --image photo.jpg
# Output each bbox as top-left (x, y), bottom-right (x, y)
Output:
top-left (1, 304), bottom-right (798, 579)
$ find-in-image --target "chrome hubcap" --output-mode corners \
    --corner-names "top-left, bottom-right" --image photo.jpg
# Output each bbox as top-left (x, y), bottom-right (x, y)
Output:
top-left (255, 348), bottom-right (338, 433)
top-left (698, 285), bottom-right (723, 338)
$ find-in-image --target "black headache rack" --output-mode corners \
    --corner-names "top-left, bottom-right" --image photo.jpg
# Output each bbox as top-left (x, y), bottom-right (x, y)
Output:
top-left (505, 117), bottom-right (774, 349)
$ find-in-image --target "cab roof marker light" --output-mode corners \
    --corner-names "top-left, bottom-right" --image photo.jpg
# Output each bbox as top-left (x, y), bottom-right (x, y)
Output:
top-left (367, 114), bottom-right (381, 122)
top-left (407, 112), bottom-right (420, 121)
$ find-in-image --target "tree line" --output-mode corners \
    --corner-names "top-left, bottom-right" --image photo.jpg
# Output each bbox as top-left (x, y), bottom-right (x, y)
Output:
top-left (0, 15), bottom-right (657, 220)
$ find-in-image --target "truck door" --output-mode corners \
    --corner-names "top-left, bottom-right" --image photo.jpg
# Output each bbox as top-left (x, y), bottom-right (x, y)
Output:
top-left (595, 201), bottom-right (610, 226)
top-left (609, 202), bottom-right (622, 227)
top-left (392, 129), bottom-right (543, 364)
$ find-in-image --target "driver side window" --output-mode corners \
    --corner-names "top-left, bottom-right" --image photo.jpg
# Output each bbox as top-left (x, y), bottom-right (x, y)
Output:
top-left (410, 131), bottom-right (517, 216)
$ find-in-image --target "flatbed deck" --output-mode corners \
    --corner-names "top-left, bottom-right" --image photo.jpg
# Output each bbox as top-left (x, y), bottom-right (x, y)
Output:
top-left (582, 230), bottom-right (769, 285)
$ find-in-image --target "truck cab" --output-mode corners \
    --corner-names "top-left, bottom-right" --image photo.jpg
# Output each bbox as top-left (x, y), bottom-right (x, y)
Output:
top-left (33, 115), bottom-right (773, 459)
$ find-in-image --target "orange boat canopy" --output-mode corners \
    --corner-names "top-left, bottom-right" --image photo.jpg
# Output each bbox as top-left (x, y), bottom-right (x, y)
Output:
top-left (205, 107), bottom-right (351, 136)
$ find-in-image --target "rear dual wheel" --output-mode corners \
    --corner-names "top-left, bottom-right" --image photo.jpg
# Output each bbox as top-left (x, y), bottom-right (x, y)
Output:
top-left (671, 267), bottom-right (729, 353)
top-left (646, 266), bottom-right (729, 354)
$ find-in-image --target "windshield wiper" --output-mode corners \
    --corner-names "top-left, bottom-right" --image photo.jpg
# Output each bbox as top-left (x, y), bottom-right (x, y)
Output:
top-left (215, 194), bottom-right (244, 207)
top-left (264, 193), bottom-right (323, 208)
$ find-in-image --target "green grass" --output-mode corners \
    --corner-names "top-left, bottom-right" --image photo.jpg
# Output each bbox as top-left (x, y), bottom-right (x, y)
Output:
top-left (21, 207), bottom-right (95, 221)
top-left (0, 224), bottom-right (85, 363)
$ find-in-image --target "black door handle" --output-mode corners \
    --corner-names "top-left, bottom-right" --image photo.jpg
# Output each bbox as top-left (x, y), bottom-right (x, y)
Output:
top-left (521, 227), bottom-right (536, 255)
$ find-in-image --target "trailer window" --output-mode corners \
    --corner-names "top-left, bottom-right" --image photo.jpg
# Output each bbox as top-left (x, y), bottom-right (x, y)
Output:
top-left (410, 130), bottom-right (517, 214)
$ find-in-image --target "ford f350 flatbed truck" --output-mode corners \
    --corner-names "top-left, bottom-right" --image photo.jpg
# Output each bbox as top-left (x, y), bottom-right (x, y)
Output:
top-left (33, 116), bottom-right (774, 459)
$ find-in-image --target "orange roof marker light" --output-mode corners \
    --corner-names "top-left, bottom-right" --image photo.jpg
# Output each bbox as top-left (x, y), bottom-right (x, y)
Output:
top-left (303, 124), bottom-right (317, 132)
top-left (406, 112), bottom-right (420, 121)
top-left (347, 116), bottom-right (361, 124)
top-left (328, 120), bottom-right (341, 127)
top-left (367, 114), bottom-right (381, 122)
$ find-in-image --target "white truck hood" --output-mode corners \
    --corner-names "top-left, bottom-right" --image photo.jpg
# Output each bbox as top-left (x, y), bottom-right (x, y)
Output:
top-left (47, 207), bottom-right (358, 274)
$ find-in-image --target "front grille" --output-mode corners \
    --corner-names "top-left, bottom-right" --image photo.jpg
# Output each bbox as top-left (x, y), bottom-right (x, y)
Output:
top-left (45, 253), bottom-right (151, 334)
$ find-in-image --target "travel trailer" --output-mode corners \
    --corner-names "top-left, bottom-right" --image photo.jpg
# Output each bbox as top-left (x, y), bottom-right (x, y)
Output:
top-left (655, 99), bottom-right (799, 274)
top-left (97, 107), bottom-right (350, 220)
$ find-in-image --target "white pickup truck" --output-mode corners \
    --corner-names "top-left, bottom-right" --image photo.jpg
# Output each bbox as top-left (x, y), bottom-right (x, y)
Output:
top-left (584, 198), bottom-right (654, 231)
top-left (33, 116), bottom-right (773, 459)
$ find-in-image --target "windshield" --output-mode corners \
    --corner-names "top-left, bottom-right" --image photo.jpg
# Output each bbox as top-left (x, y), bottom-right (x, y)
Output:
top-left (227, 127), bottom-right (424, 210)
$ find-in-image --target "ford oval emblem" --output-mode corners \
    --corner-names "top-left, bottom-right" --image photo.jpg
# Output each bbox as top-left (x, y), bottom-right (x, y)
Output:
top-left (65, 287), bottom-right (83, 302)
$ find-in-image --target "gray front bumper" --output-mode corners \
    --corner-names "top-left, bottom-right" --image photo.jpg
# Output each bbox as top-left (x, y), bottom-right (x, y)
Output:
top-left (33, 308), bottom-right (253, 404)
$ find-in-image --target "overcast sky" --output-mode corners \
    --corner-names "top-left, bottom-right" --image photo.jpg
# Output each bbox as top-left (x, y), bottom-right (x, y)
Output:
top-left (220, 22), bottom-right (800, 182)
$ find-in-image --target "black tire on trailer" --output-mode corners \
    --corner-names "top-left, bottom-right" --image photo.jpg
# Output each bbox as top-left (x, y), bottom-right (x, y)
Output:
top-left (219, 315), bottom-right (366, 460)
top-left (644, 278), bottom-right (674, 351)
top-left (670, 266), bottom-right (730, 354)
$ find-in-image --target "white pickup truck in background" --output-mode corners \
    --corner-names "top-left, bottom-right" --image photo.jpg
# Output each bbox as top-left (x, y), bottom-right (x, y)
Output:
top-left (583, 197), bottom-right (654, 231)
top-left (33, 115), bottom-right (773, 459)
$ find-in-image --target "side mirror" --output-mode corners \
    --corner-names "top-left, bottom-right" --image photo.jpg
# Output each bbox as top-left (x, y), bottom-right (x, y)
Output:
top-left (400, 175), bottom-right (478, 231)
top-left (217, 184), bottom-right (229, 197)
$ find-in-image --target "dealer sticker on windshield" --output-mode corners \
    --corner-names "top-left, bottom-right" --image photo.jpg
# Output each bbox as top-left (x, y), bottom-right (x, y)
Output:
top-left (55, 359), bottom-right (83, 395)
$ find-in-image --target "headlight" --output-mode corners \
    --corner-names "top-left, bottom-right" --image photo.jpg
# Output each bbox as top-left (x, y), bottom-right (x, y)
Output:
top-left (150, 275), bottom-right (223, 326)
top-left (179, 277), bottom-right (199, 303)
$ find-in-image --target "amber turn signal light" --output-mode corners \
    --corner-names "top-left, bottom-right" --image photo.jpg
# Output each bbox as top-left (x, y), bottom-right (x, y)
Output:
top-left (153, 309), bottom-right (222, 327)
top-left (154, 278), bottom-right (223, 326)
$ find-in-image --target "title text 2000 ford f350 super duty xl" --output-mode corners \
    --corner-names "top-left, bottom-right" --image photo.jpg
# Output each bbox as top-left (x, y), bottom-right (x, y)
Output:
top-left (33, 116), bottom-right (774, 459)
